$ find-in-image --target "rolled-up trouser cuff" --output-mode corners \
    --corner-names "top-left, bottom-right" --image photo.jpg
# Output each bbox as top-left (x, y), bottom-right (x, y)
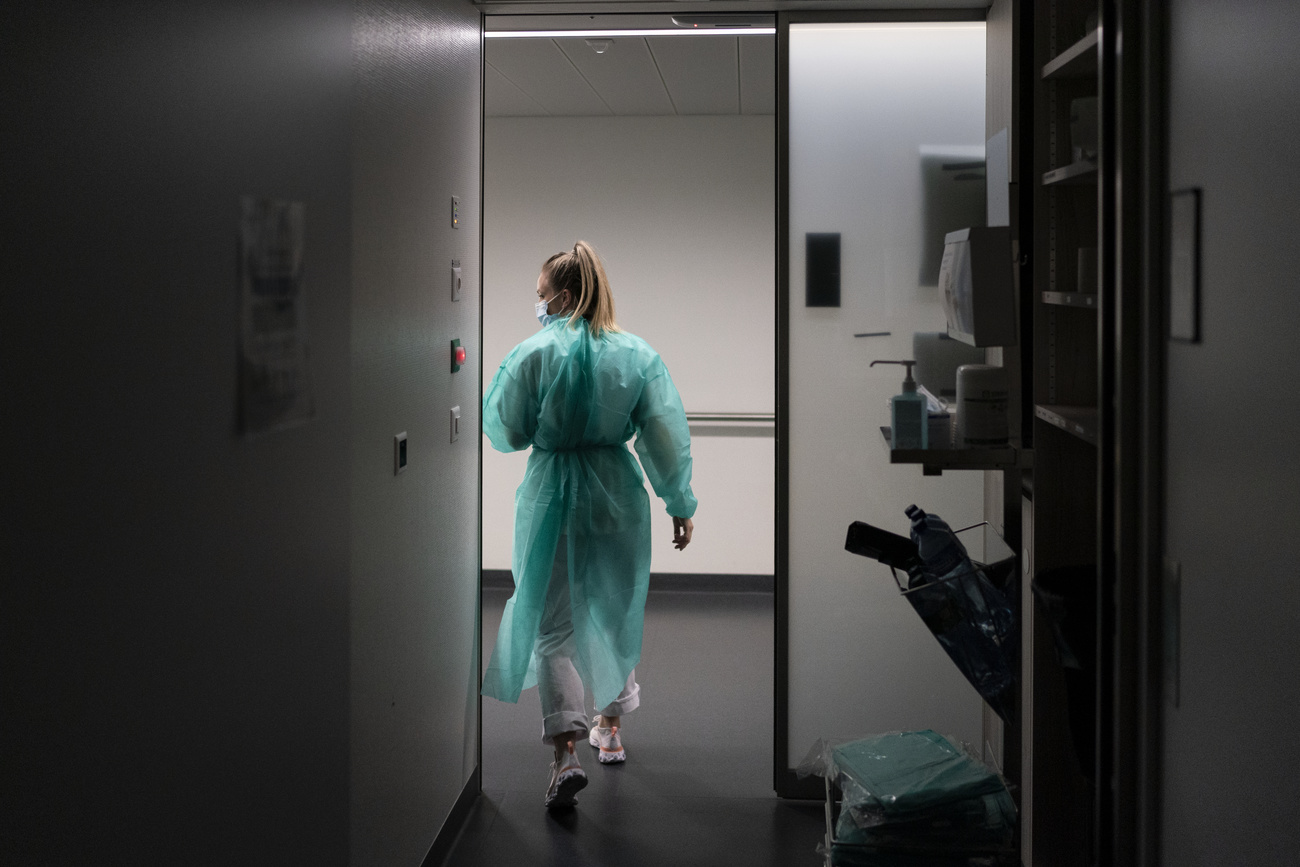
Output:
top-left (597, 680), bottom-right (640, 717)
top-left (542, 709), bottom-right (591, 745)
top-left (540, 672), bottom-right (640, 744)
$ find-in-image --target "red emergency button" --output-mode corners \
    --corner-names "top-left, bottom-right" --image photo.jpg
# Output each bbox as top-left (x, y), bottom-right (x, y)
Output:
top-left (451, 338), bottom-right (466, 373)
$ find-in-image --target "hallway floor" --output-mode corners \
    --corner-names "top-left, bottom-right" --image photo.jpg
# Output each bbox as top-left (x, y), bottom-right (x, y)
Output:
top-left (441, 586), bottom-right (827, 867)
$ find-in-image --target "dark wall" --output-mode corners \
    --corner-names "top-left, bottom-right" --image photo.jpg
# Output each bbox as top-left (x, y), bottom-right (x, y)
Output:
top-left (1161, 1), bottom-right (1300, 863)
top-left (1, 1), bottom-right (481, 863)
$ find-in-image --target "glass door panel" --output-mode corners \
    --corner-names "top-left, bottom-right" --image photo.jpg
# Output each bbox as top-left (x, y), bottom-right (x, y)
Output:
top-left (784, 20), bottom-right (988, 775)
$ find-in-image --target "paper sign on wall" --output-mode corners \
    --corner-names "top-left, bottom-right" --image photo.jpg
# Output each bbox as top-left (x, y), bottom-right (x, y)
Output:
top-left (238, 196), bottom-right (315, 435)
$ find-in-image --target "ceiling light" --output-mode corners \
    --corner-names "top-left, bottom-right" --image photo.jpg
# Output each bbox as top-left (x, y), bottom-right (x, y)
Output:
top-left (790, 23), bottom-right (984, 33)
top-left (671, 15), bottom-right (772, 29)
top-left (585, 38), bottom-right (613, 54)
top-left (484, 28), bottom-right (776, 39)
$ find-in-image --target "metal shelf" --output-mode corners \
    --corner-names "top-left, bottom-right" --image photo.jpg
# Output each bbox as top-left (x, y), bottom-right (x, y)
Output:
top-left (1034, 405), bottom-right (1099, 446)
top-left (1042, 291), bottom-right (1098, 309)
top-left (1042, 159), bottom-right (1097, 186)
top-left (879, 427), bottom-right (1032, 476)
top-left (1042, 28), bottom-right (1099, 80)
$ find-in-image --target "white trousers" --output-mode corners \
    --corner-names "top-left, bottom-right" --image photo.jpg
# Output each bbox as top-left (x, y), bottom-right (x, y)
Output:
top-left (535, 536), bottom-right (640, 744)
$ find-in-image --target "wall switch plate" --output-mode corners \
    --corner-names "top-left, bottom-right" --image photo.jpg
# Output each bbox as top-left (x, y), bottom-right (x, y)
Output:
top-left (394, 432), bottom-right (408, 475)
top-left (450, 407), bottom-right (460, 443)
top-left (805, 232), bottom-right (841, 307)
top-left (451, 196), bottom-right (460, 229)
top-left (451, 260), bottom-right (462, 301)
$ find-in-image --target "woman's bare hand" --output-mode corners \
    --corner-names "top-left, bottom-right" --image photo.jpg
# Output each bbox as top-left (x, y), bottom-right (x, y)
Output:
top-left (672, 517), bottom-right (694, 551)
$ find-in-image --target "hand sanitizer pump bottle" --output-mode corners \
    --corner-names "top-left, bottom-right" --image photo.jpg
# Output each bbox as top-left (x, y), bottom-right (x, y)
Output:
top-left (871, 360), bottom-right (928, 450)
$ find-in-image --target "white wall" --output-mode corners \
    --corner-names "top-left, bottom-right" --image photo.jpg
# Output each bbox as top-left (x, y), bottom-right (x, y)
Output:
top-left (1161, 2), bottom-right (1300, 863)
top-left (786, 22), bottom-right (989, 759)
top-left (483, 115), bottom-right (775, 575)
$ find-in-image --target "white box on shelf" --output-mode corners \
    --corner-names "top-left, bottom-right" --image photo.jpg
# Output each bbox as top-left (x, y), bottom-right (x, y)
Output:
top-left (938, 226), bottom-right (1017, 347)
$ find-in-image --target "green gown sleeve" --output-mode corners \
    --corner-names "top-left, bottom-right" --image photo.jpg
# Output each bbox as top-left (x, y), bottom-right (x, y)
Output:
top-left (482, 344), bottom-right (537, 453)
top-left (632, 357), bottom-right (697, 519)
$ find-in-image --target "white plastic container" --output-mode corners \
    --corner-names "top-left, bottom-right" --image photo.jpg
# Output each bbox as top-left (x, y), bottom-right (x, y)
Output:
top-left (955, 364), bottom-right (1009, 448)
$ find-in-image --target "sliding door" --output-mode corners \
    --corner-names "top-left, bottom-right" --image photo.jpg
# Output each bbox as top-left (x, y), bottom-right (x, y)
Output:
top-left (777, 14), bottom-right (988, 794)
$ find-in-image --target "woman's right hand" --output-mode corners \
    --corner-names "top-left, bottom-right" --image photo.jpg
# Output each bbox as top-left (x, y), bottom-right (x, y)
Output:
top-left (672, 517), bottom-right (694, 551)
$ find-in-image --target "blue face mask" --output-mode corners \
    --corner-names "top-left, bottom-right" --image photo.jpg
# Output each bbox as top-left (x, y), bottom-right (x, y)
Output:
top-left (535, 293), bottom-right (567, 326)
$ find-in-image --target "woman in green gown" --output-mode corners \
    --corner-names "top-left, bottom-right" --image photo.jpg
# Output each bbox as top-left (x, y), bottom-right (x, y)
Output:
top-left (482, 241), bottom-right (697, 808)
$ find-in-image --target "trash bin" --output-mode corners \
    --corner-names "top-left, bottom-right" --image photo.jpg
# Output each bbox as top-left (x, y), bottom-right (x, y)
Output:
top-left (845, 519), bottom-right (1019, 723)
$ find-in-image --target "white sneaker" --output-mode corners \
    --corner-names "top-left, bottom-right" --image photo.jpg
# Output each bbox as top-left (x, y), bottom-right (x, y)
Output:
top-left (543, 744), bottom-right (587, 809)
top-left (587, 715), bottom-right (626, 764)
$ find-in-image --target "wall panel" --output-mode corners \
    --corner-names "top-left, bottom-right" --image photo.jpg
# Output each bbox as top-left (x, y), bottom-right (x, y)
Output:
top-left (351, 0), bottom-right (483, 863)
top-left (2, 3), bottom-right (354, 862)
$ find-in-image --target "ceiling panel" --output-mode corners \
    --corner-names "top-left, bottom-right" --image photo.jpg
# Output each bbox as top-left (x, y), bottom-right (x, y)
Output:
top-left (486, 38), bottom-right (611, 116)
top-left (646, 36), bottom-right (740, 115)
top-left (738, 35), bottom-right (775, 115)
top-left (485, 33), bottom-right (777, 118)
top-left (485, 62), bottom-right (549, 116)
top-left (555, 37), bottom-right (675, 116)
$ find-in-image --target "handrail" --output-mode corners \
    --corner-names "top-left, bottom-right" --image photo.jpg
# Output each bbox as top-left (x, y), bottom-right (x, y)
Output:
top-left (685, 412), bottom-right (776, 423)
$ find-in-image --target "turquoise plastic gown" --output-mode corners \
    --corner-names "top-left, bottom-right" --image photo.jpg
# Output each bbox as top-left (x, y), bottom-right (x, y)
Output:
top-left (482, 315), bottom-right (696, 710)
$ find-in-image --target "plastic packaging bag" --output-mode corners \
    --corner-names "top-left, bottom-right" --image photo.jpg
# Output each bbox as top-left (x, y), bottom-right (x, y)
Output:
top-left (843, 510), bottom-right (1019, 722)
top-left (903, 564), bottom-right (1017, 722)
top-left (800, 731), bottom-right (1017, 865)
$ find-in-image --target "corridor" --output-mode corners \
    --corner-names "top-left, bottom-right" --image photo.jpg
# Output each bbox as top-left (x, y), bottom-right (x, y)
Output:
top-left (442, 584), bottom-right (825, 866)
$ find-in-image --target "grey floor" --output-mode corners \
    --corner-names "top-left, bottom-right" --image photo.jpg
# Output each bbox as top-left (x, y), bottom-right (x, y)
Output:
top-left (440, 586), bottom-right (828, 867)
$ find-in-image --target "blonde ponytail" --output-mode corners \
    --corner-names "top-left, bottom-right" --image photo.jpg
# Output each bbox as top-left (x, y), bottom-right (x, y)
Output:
top-left (541, 240), bottom-right (620, 337)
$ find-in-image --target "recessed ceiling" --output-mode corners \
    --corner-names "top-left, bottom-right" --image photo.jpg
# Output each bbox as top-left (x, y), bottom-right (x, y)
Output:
top-left (482, 5), bottom-right (989, 117)
top-left (486, 34), bottom-right (775, 117)
top-left (478, 1), bottom-right (988, 11)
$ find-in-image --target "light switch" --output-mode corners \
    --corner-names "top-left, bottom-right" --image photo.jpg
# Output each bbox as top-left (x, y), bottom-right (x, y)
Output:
top-left (451, 260), bottom-right (462, 301)
top-left (450, 406), bottom-right (460, 443)
top-left (394, 432), bottom-right (408, 475)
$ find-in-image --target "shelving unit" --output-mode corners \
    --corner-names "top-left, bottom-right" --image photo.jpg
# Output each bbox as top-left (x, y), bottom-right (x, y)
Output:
top-left (1040, 27), bottom-right (1099, 79)
top-left (1023, 3), bottom-right (1103, 866)
top-left (1033, 404), bottom-right (1098, 445)
top-left (1041, 290), bottom-right (1097, 309)
top-left (1042, 159), bottom-right (1097, 185)
top-left (877, 427), bottom-right (1032, 475)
